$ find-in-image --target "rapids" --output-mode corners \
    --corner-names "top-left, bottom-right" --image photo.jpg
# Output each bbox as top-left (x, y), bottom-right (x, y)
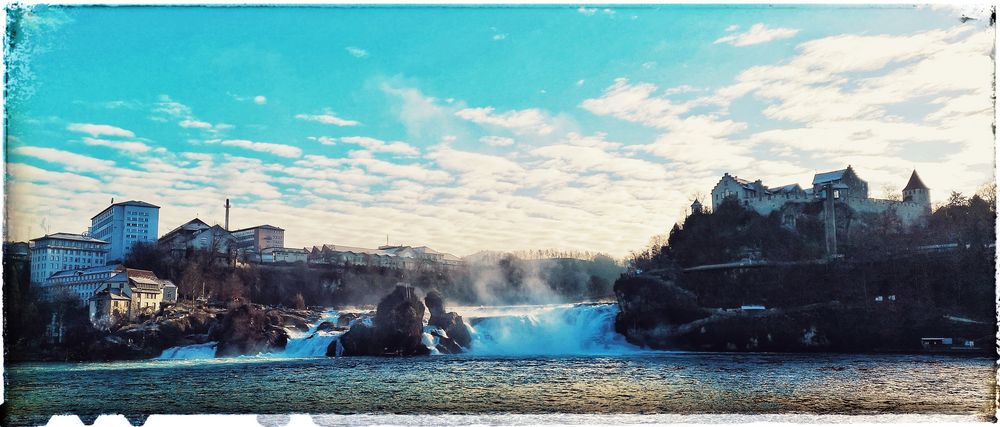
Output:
top-left (154, 303), bottom-right (634, 359)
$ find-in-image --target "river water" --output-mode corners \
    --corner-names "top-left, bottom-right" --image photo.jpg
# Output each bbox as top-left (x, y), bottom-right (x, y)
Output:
top-left (4, 304), bottom-right (996, 425)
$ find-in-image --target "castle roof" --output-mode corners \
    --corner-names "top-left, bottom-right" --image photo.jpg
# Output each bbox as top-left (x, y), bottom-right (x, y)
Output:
top-left (812, 169), bottom-right (847, 185)
top-left (902, 170), bottom-right (929, 191)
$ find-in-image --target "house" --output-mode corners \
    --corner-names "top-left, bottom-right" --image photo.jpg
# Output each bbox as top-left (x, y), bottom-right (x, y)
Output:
top-left (29, 233), bottom-right (109, 286)
top-left (158, 218), bottom-right (237, 260)
top-left (161, 280), bottom-right (178, 304)
top-left (89, 200), bottom-right (160, 263)
top-left (88, 268), bottom-right (170, 323)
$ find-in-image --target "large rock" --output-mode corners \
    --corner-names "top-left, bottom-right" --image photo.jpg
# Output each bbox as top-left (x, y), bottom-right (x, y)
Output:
top-left (211, 304), bottom-right (289, 357)
top-left (613, 274), bottom-right (712, 348)
top-left (425, 291), bottom-right (472, 353)
top-left (331, 286), bottom-right (430, 356)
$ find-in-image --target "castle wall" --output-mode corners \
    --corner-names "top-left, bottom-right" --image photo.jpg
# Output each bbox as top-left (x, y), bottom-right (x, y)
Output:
top-left (736, 195), bottom-right (928, 227)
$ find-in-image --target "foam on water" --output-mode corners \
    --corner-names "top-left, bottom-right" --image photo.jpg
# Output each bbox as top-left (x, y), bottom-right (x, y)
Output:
top-left (463, 303), bottom-right (640, 356)
top-left (155, 342), bottom-right (218, 360)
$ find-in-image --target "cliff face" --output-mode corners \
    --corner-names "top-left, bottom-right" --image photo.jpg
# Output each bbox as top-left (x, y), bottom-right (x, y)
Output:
top-left (614, 254), bottom-right (996, 355)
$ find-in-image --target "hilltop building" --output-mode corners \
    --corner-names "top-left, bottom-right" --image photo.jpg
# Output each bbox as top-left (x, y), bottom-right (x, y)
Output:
top-left (232, 224), bottom-right (285, 256)
top-left (29, 233), bottom-right (109, 284)
top-left (260, 247), bottom-right (309, 264)
top-left (709, 166), bottom-right (931, 226)
top-left (90, 200), bottom-right (160, 263)
top-left (4, 242), bottom-right (30, 261)
top-left (309, 244), bottom-right (463, 269)
top-left (158, 218), bottom-right (238, 258)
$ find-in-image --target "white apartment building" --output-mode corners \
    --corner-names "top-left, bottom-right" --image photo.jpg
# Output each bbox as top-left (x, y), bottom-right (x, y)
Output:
top-left (29, 233), bottom-right (109, 285)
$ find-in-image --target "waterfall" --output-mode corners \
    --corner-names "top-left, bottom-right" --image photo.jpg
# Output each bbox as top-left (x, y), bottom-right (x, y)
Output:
top-left (154, 303), bottom-right (636, 359)
top-left (461, 303), bottom-right (639, 356)
top-left (155, 342), bottom-right (218, 360)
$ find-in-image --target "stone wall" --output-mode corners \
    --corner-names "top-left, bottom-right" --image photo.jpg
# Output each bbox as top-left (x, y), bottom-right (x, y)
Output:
top-left (733, 195), bottom-right (928, 227)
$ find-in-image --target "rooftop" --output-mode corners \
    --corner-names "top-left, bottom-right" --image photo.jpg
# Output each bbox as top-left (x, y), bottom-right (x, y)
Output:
top-left (812, 169), bottom-right (847, 185)
top-left (232, 224), bottom-right (284, 232)
top-left (902, 170), bottom-right (930, 191)
top-left (30, 233), bottom-right (108, 244)
top-left (90, 200), bottom-right (160, 220)
top-left (48, 264), bottom-right (124, 279)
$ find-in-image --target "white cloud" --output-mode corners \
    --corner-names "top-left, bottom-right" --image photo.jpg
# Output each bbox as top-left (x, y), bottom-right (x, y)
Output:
top-left (340, 136), bottom-right (419, 156)
top-left (346, 47), bottom-right (369, 58)
top-left (307, 136), bottom-right (337, 146)
top-left (81, 137), bottom-right (151, 153)
top-left (253, 95), bottom-right (267, 105)
top-left (714, 23), bottom-right (800, 46)
top-left (577, 7), bottom-right (597, 16)
top-left (725, 24), bottom-right (740, 32)
top-left (455, 106), bottom-right (554, 135)
top-left (493, 33), bottom-right (507, 41)
top-left (13, 146), bottom-right (115, 172)
top-left (179, 119), bottom-right (212, 129)
top-left (67, 123), bottom-right (135, 138)
top-left (479, 135), bottom-right (515, 147)
top-left (295, 112), bottom-right (361, 126)
top-left (210, 139), bottom-right (303, 158)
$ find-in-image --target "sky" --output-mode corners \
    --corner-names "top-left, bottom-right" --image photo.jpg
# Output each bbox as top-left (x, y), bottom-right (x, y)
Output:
top-left (4, 4), bottom-right (995, 258)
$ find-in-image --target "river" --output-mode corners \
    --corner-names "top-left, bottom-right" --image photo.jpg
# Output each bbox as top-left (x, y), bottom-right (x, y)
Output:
top-left (4, 303), bottom-right (995, 425)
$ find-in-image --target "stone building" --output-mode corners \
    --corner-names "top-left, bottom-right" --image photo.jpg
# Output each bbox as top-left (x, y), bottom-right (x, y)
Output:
top-left (709, 166), bottom-right (931, 227)
top-left (88, 268), bottom-right (172, 323)
top-left (158, 218), bottom-right (238, 262)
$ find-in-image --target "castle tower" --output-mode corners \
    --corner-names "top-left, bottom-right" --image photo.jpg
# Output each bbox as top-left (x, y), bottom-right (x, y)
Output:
top-left (690, 199), bottom-right (703, 214)
top-left (901, 170), bottom-right (930, 213)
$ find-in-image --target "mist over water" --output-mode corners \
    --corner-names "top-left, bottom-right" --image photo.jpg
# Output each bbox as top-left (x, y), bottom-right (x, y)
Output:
top-left (461, 304), bottom-right (639, 356)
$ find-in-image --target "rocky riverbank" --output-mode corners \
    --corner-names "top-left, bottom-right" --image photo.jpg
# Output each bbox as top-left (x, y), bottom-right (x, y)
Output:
top-left (613, 265), bottom-right (996, 355)
top-left (9, 301), bottom-right (324, 362)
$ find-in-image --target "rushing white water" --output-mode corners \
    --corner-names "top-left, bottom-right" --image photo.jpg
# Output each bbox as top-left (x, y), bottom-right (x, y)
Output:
top-left (155, 303), bottom-right (635, 359)
top-left (155, 342), bottom-right (218, 360)
top-left (460, 303), bottom-right (640, 356)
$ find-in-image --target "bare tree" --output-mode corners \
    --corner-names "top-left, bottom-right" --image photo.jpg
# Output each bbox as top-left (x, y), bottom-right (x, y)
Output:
top-left (881, 184), bottom-right (901, 201)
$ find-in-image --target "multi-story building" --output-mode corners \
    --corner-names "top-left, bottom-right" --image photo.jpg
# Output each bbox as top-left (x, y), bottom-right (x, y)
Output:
top-left (90, 200), bottom-right (160, 263)
top-left (44, 264), bottom-right (124, 302)
top-left (232, 225), bottom-right (284, 254)
top-left (158, 218), bottom-right (237, 256)
top-left (260, 247), bottom-right (309, 264)
top-left (29, 233), bottom-right (109, 285)
top-left (308, 244), bottom-right (463, 269)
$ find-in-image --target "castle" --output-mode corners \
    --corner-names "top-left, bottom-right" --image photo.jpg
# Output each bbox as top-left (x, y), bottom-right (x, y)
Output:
top-left (701, 166), bottom-right (931, 227)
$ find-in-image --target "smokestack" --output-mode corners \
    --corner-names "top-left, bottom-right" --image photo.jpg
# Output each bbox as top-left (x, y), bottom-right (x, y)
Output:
top-left (224, 198), bottom-right (231, 231)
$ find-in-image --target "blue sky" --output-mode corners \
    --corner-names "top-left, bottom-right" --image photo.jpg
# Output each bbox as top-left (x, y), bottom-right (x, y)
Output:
top-left (5, 5), bottom-right (995, 257)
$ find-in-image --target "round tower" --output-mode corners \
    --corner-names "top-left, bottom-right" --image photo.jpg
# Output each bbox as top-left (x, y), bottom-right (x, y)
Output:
top-left (901, 170), bottom-right (930, 212)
